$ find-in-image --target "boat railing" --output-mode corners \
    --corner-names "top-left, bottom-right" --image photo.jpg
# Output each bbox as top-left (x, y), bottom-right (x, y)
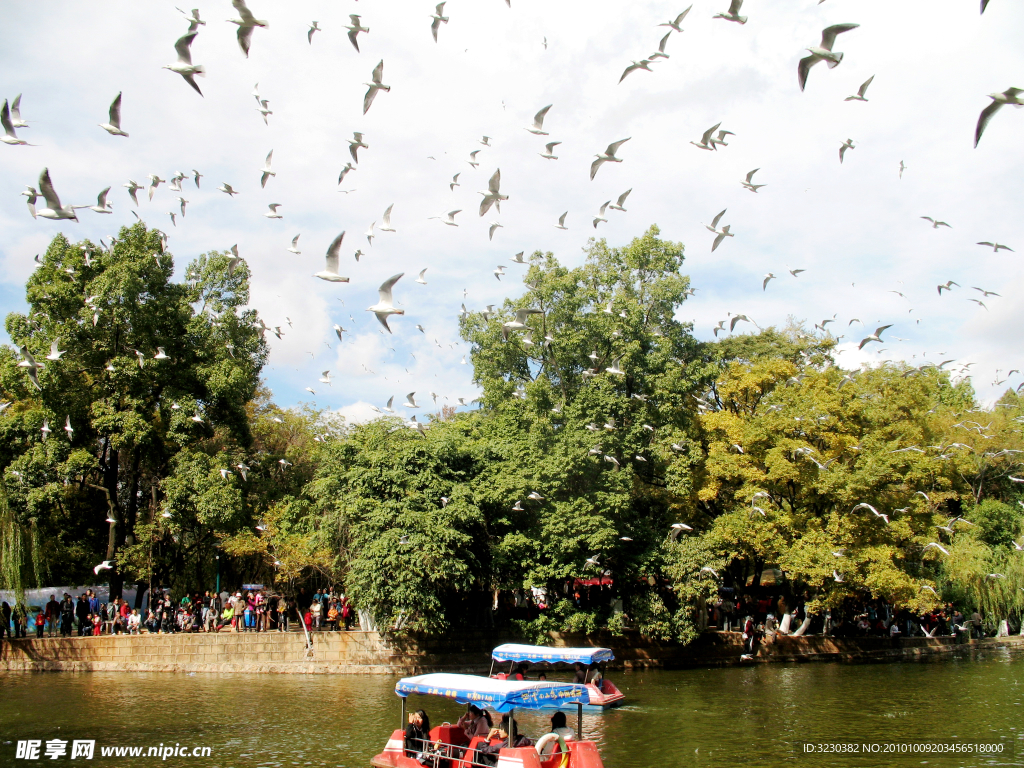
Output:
top-left (416, 739), bottom-right (563, 768)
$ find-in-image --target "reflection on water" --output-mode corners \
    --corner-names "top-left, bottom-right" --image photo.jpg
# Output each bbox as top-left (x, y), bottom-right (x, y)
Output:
top-left (1, 648), bottom-right (1023, 767)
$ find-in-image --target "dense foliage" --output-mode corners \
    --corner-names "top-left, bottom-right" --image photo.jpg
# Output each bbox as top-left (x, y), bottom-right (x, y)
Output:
top-left (2, 225), bottom-right (1022, 639)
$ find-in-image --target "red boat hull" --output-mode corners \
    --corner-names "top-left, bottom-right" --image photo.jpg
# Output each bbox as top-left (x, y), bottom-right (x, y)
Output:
top-left (371, 729), bottom-right (605, 768)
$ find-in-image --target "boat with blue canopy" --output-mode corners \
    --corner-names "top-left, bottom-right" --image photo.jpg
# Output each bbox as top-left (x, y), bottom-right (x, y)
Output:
top-left (488, 645), bottom-right (624, 712)
top-left (371, 673), bottom-right (605, 768)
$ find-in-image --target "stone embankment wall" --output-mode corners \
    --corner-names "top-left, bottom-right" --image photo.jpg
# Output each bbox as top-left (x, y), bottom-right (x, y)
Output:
top-left (2, 628), bottom-right (1022, 675)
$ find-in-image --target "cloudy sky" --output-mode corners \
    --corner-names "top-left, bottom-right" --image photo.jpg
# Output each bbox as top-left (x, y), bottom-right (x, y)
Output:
top-left (1, 0), bottom-right (1022, 421)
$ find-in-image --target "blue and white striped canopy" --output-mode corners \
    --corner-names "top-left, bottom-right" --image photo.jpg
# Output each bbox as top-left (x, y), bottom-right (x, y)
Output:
top-left (395, 673), bottom-right (587, 712)
top-left (491, 644), bottom-right (615, 665)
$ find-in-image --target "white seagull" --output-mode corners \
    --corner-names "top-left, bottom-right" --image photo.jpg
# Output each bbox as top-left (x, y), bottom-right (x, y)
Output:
top-left (798, 24), bottom-right (859, 91)
top-left (260, 150), bottom-right (275, 188)
top-left (98, 92), bottom-right (129, 136)
top-left (478, 169), bottom-right (508, 216)
top-left (363, 60), bottom-right (390, 114)
top-left (590, 138), bottom-right (630, 180)
top-left (346, 14), bottom-right (370, 52)
top-left (227, 0), bottom-right (269, 58)
top-left (975, 87), bottom-right (1024, 148)
top-left (741, 168), bottom-right (766, 192)
top-left (539, 141), bottom-right (560, 160)
top-left (1, 100), bottom-right (32, 145)
top-left (163, 31), bottom-right (205, 95)
top-left (713, 0), bottom-right (747, 24)
top-left (314, 232), bottom-right (350, 282)
top-left (525, 104), bottom-right (553, 135)
top-left (845, 75), bottom-right (875, 102)
top-left (366, 273), bottom-right (405, 332)
top-left (36, 169), bottom-right (79, 222)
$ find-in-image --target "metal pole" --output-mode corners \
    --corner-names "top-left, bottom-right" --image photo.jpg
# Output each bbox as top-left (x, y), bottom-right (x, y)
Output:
top-left (215, 555), bottom-right (220, 596)
top-left (507, 709), bottom-right (514, 749)
top-left (401, 697), bottom-right (407, 730)
top-left (577, 702), bottom-right (583, 741)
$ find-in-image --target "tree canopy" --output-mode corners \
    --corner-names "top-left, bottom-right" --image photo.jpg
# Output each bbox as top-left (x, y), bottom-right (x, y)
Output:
top-left (2, 225), bottom-right (1022, 638)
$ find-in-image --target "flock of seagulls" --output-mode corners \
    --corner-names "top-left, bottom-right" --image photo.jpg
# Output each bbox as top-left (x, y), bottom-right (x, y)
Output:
top-left (3, 0), bottom-right (1022, 561)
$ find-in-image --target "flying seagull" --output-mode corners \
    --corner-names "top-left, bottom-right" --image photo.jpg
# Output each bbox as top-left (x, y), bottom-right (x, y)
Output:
top-left (619, 59), bottom-right (655, 83)
top-left (839, 138), bottom-right (855, 163)
top-left (430, 3), bottom-right (448, 42)
top-left (0, 100), bottom-right (31, 145)
top-left (650, 32), bottom-right (672, 60)
top-left (741, 168), bottom-right (765, 192)
top-left (845, 75), bottom-right (875, 102)
top-left (349, 132), bottom-right (368, 163)
top-left (260, 150), bottom-right (275, 187)
top-left (98, 92), bottom-right (129, 136)
top-left (163, 32), bottom-right (205, 96)
top-left (367, 273), bottom-right (405, 332)
top-left (977, 241), bottom-right (1013, 252)
top-left (227, 0), bottom-right (268, 58)
top-left (659, 7), bottom-right (692, 32)
top-left (975, 88), bottom-right (1024, 148)
top-left (590, 138), bottom-right (630, 180)
top-left (346, 14), bottom-right (370, 52)
top-left (9, 94), bottom-right (29, 128)
top-left (478, 169), bottom-right (508, 216)
top-left (525, 104), bottom-right (553, 135)
top-left (77, 187), bottom-right (113, 214)
top-left (705, 209), bottom-right (733, 251)
top-left (858, 325), bottom-right (892, 349)
top-left (921, 216), bottom-right (951, 229)
top-left (798, 24), bottom-right (859, 91)
top-left (314, 232), bottom-right (350, 282)
top-left (287, 234), bottom-right (301, 254)
top-left (363, 60), bottom-right (390, 114)
top-left (308, 20), bottom-right (320, 43)
top-left (609, 188), bottom-right (632, 211)
top-left (539, 141), bottom-right (560, 160)
top-left (713, 0), bottom-right (747, 24)
top-left (555, 211), bottom-right (568, 230)
top-left (36, 168), bottom-right (79, 222)
top-left (691, 123), bottom-right (720, 151)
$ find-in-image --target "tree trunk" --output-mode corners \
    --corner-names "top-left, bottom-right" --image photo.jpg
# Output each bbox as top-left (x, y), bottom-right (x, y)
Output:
top-left (104, 446), bottom-right (123, 599)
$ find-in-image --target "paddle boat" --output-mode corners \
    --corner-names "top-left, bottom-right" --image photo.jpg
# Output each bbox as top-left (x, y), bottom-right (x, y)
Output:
top-left (489, 644), bottom-right (625, 711)
top-left (371, 673), bottom-right (605, 768)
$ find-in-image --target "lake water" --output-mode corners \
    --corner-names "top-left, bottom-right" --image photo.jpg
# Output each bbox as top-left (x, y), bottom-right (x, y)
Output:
top-left (2, 648), bottom-right (1023, 767)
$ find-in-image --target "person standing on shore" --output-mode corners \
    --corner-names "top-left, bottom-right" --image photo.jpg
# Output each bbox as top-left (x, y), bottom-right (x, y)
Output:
top-left (60, 594), bottom-right (74, 637)
top-left (0, 601), bottom-right (11, 642)
top-left (45, 595), bottom-right (60, 637)
top-left (75, 595), bottom-right (90, 636)
top-left (970, 610), bottom-right (983, 639)
top-left (34, 609), bottom-right (45, 639)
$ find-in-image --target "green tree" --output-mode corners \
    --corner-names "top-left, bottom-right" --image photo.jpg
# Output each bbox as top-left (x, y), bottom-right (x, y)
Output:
top-left (0, 225), bottom-right (267, 600)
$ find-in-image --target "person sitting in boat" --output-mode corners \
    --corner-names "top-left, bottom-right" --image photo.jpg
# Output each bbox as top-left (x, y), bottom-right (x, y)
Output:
top-left (404, 709), bottom-right (431, 760)
top-left (589, 663), bottom-right (604, 690)
top-left (536, 711), bottom-right (575, 757)
top-left (572, 662), bottom-right (587, 684)
top-left (456, 704), bottom-right (490, 740)
top-left (477, 716), bottom-right (533, 766)
top-left (511, 662), bottom-right (530, 680)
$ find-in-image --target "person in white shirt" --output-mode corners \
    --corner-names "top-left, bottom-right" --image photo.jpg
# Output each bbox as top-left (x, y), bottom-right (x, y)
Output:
top-left (127, 609), bottom-right (141, 634)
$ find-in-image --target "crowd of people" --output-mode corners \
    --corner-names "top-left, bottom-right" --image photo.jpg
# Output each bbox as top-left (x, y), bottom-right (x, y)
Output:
top-left (0, 586), bottom-right (359, 640)
top-left (709, 591), bottom-right (990, 657)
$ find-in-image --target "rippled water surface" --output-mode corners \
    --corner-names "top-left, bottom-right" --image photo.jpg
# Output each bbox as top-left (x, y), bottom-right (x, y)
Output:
top-left (2, 648), bottom-right (1023, 767)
